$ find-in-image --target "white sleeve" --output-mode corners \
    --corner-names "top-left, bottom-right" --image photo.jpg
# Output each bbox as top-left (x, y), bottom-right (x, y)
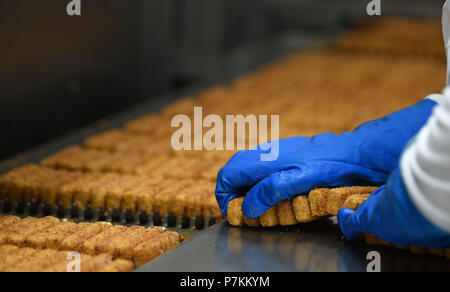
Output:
top-left (401, 89), bottom-right (450, 232)
top-left (427, 94), bottom-right (446, 105)
top-left (444, 0), bottom-right (450, 85)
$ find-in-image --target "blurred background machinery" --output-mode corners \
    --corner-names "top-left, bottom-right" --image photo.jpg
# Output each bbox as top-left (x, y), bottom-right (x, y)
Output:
top-left (0, 0), bottom-right (445, 160)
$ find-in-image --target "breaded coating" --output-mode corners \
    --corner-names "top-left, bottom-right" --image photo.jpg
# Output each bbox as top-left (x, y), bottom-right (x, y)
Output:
top-left (0, 165), bottom-right (219, 220)
top-left (0, 216), bottom-right (21, 229)
top-left (227, 186), bottom-right (379, 227)
top-left (0, 245), bottom-right (20, 260)
top-left (326, 186), bottom-right (378, 216)
top-left (6, 216), bottom-right (60, 247)
top-left (277, 200), bottom-right (299, 226)
top-left (308, 189), bottom-right (330, 217)
top-left (115, 227), bottom-right (164, 260)
top-left (99, 259), bottom-right (135, 272)
top-left (46, 223), bottom-right (88, 250)
top-left (43, 253), bottom-right (92, 272)
top-left (25, 222), bottom-right (78, 249)
top-left (60, 222), bottom-right (112, 251)
top-left (73, 173), bottom-right (113, 208)
top-left (293, 196), bottom-right (319, 223)
top-left (1, 217), bottom-right (50, 246)
top-left (342, 194), bottom-right (371, 210)
top-left (8, 249), bottom-right (61, 272)
top-left (0, 217), bottom-right (40, 244)
top-left (260, 207), bottom-right (279, 227)
top-left (0, 247), bottom-right (36, 272)
top-left (34, 250), bottom-right (69, 271)
top-left (95, 226), bottom-right (146, 257)
top-left (132, 231), bottom-right (180, 266)
top-left (105, 176), bottom-right (144, 210)
top-left (244, 215), bottom-right (260, 228)
top-left (81, 254), bottom-right (113, 272)
top-left (227, 197), bottom-right (245, 227)
top-left (122, 180), bottom-right (157, 213)
top-left (90, 177), bottom-right (117, 210)
top-left (81, 225), bottom-right (128, 255)
top-left (155, 180), bottom-right (194, 216)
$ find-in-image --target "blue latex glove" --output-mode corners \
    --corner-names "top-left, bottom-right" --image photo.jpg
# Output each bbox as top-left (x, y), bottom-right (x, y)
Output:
top-left (338, 167), bottom-right (450, 248)
top-left (216, 99), bottom-right (438, 218)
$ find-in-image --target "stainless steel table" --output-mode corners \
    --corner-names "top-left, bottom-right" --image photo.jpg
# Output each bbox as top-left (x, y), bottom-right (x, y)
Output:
top-left (138, 220), bottom-right (450, 272)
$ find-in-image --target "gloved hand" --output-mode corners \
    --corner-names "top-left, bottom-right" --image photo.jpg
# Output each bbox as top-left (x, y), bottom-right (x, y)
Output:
top-left (338, 167), bottom-right (450, 248)
top-left (216, 99), bottom-right (438, 218)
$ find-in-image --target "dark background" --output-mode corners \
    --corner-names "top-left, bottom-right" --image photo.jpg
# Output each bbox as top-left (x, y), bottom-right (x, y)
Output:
top-left (0, 0), bottom-right (445, 160)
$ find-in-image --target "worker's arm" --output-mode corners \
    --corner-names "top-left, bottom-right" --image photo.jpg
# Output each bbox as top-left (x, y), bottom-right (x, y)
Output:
top-left (215, 98), bottom-right (438, 218)
top-left (339, 91), bottom-right (450, 248)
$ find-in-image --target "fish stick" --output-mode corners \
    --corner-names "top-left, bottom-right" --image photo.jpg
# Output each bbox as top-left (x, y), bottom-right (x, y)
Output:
top-left (132, 232), bottom-right (180, 266)
top-left (260, 207), bottom-right (279, 227)
top-left (292, 196), bottom-right (320, 223)
top-left (0, 176), bottom-right (11, 200)
top-left (0, 245), bottom-right (20, 260)
top-left (243, 215), bottom-right (260, 228)
top-left (72, 180), bottom-right (98, 209)
top-left (5, 166), bottom-right (44, 202)
top-left (22, 177), bottom-right (43, 203)
top-left (73, 173), bottom-right (113, 208)
top-left (91, 175), bottom-right (122, 210)
top-left (1, 217), bottom-right (47, 246)
top-left (81, 254), bottom-right (113, 272)
top-left (96, 226), bottom-right (146, 257)
top-left (40, 172), bottom-right (80, 205)
top-left (277, 200), bottom-right (299, 226)
top-left (0, 216), bottom-right (21, 229)
top-left (8, 249), bottom-right (61, 272)
top-left (171, 184), bottom-right (203, 217)
top-left (342, 194), bottom-right (371, 210)
top-left (6, 217), bottom-right (60, 247)
top-left (46, 223), bottom-right (89, 250)
top-left (105, 177), bottom-right (142, 211)
top-left (157, 180), bottom-right (194, 216)
top-left (122, 181), bottom-right (157, 213)
top-left (326, 186), bottom-right (378, 216)
top-left (186, 194), bottom-right (203, 218)
top-left (60, 222), bottom-right (111, 251)
top-left (227, 197), bottom-right (245, 227)
top-left (136, 188), bottom-right (157, 214)
top-left (115, 227), bottom-right (164, 260)
top-left (99, 259), bottom-right (135, 272)
top-left (8, 178), bottom-right (28, 202)
top-left (44, 253), bottom-right (92, 272)
top-left (227, 186), bottom-right (379, 227)
top-left (81, 225), bottom-right (128, 255)
top-left (25, 222), bottom-right (78, 249)
top-left (308, 188), bottom-right (331, 217)
top-left (0, 247), bottom-right (36, 272)
top-left (58, 182), bottom-right (80, 208)
top-left (35, 250), bottom-right (69, 271)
